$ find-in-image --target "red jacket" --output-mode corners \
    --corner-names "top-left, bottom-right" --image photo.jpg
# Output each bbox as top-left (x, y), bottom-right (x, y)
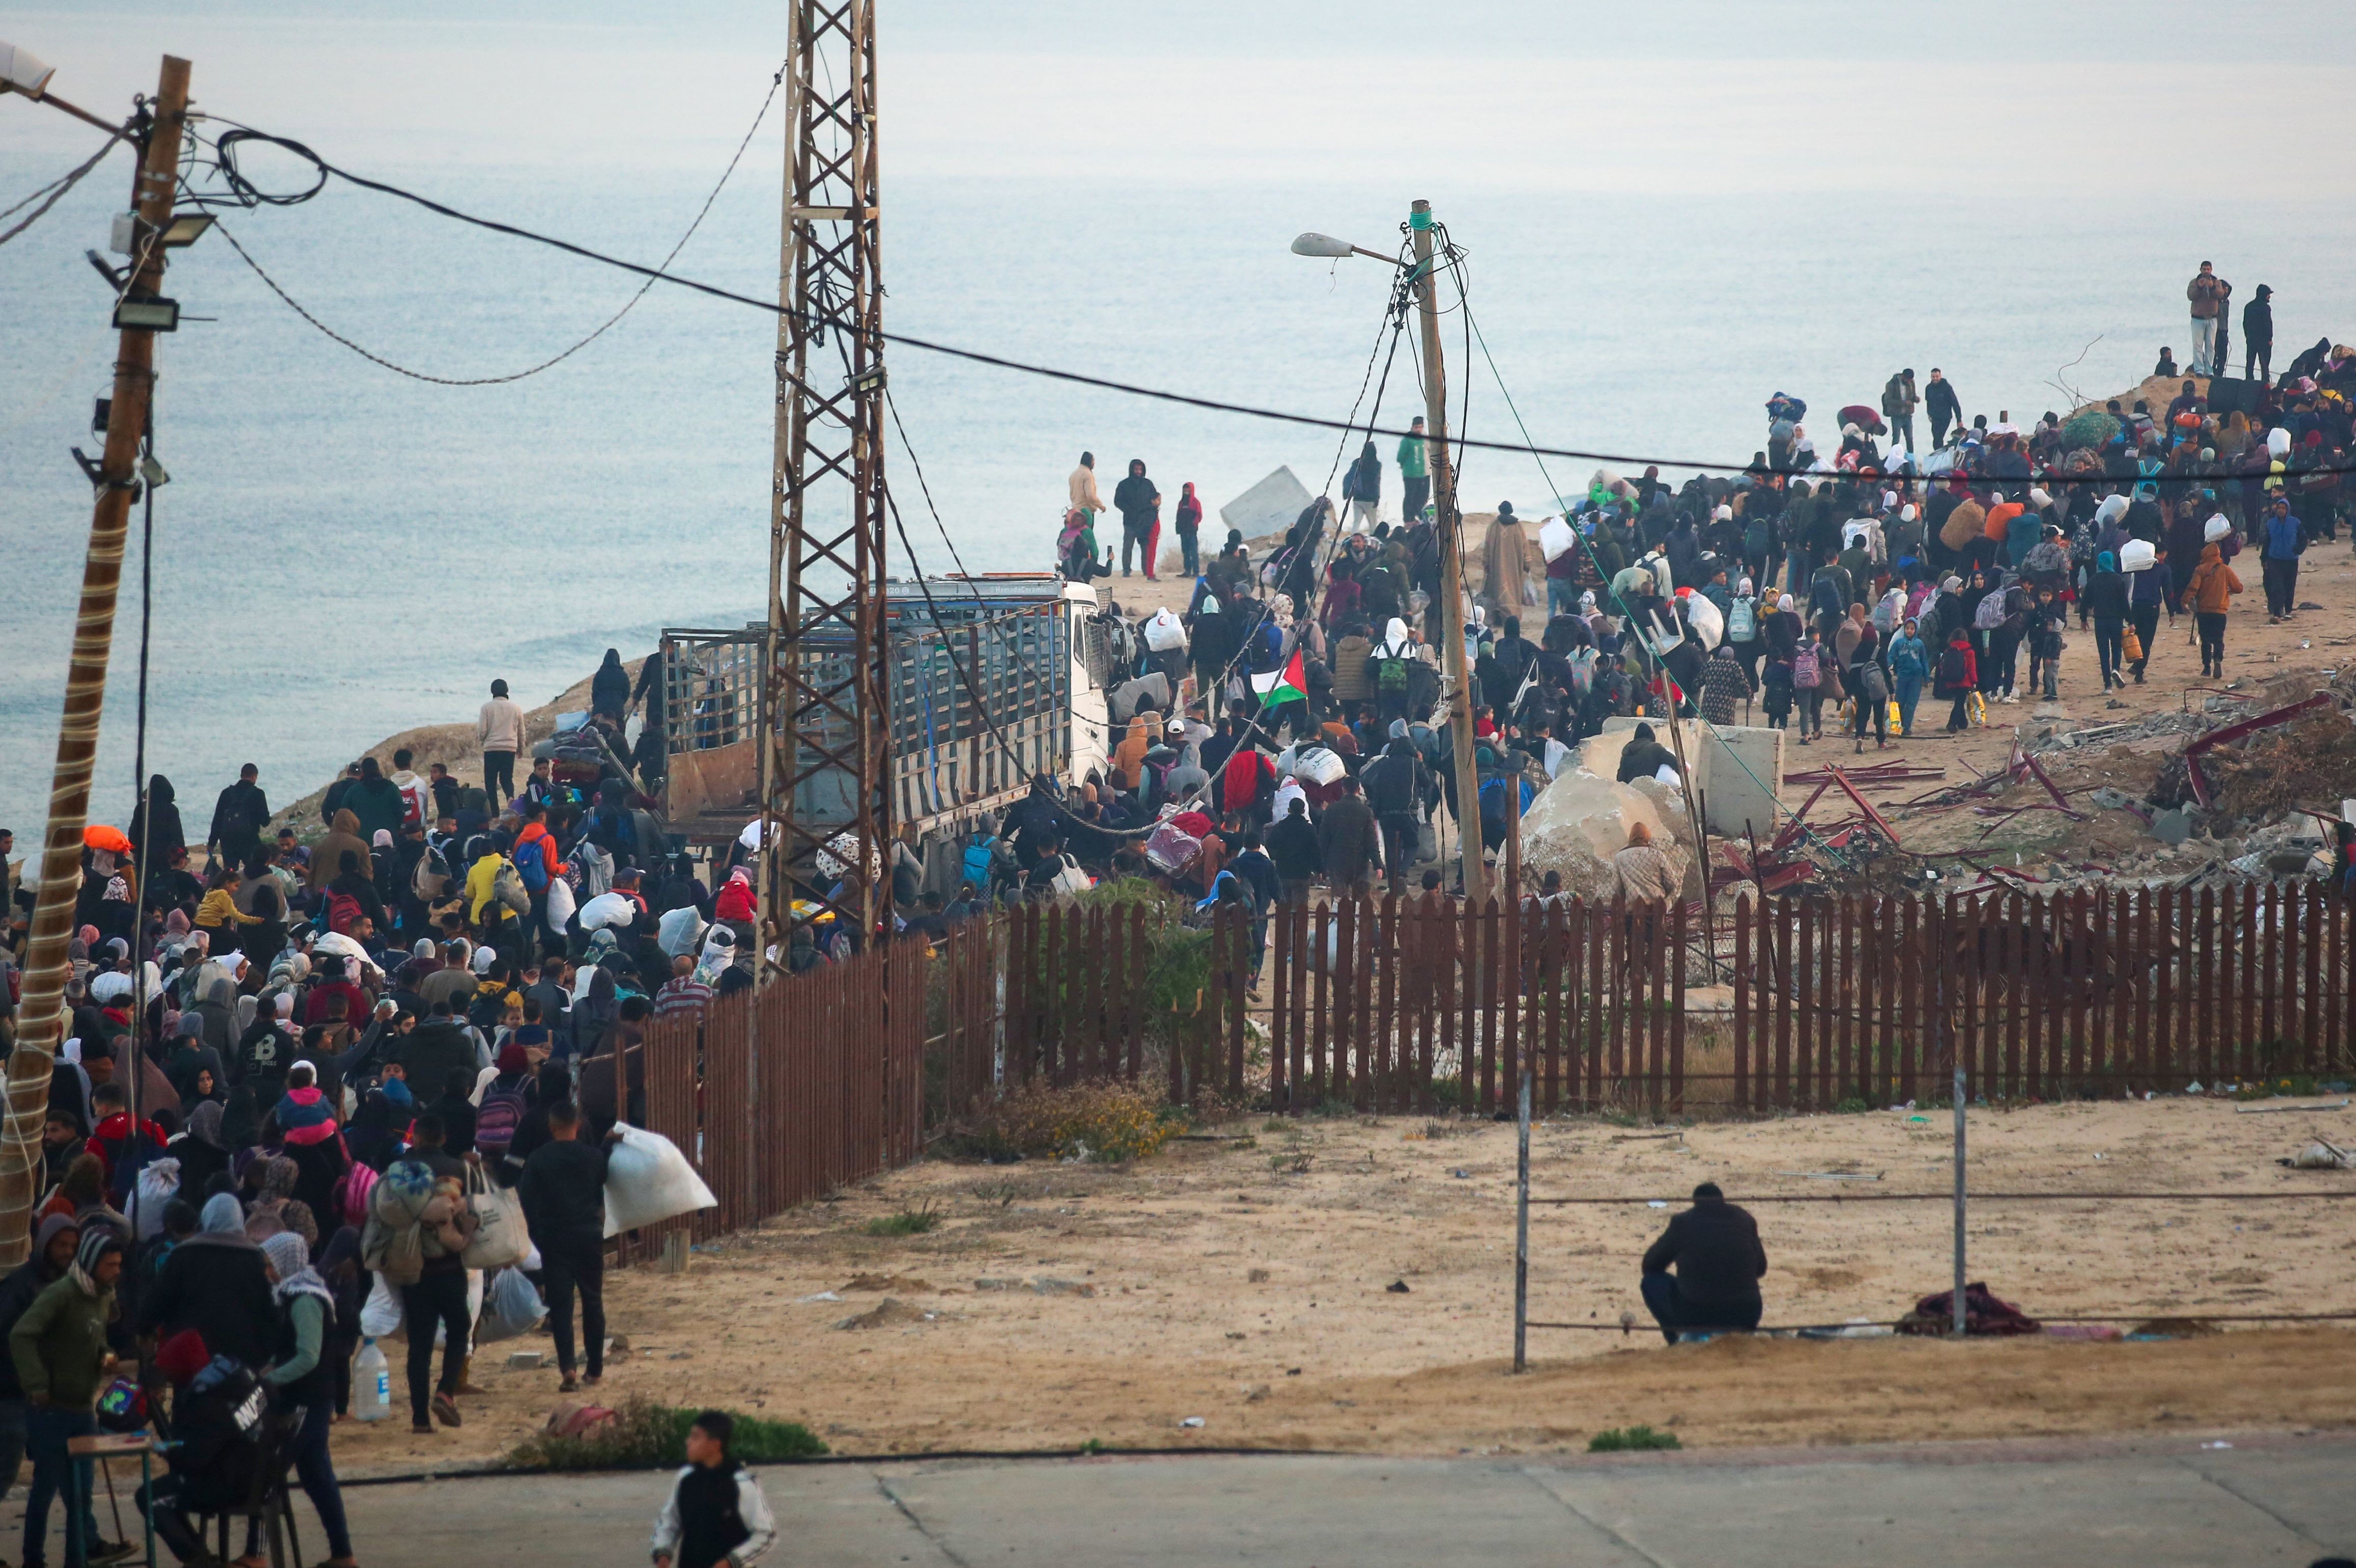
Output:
top-left (1220, 749), bottom-right (1274, 815)
top-left (514, 820), bottom-right (568, 880)
top-left (85, 1111), bottom-right (168, 1181)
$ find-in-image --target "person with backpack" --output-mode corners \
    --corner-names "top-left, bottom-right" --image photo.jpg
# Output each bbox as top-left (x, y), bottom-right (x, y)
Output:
top-left (256, 1230), bottom-right (358, 1568)
top-left (1758, 656), bottom-right (1794, 732)
top-left (1806, 547), bottom-right (1852, 638)
top-left (1790, 632), bottom-right (1827, 745)
top-left (1935, 628), bottom-right (1979, 734)
top-left (205, 763), bottom-right (271, 878)
top-left (1369, 616), bottom-right (1417, 728)
top-left (1723, 577), bottom-right (1761, 685)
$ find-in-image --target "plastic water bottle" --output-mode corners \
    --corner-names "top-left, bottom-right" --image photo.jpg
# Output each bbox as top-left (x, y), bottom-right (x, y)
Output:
top-left (355, 1339), bottom-right (392, 1422)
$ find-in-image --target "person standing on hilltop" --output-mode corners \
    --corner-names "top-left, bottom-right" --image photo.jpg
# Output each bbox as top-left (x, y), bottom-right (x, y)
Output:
top-left (206, 763), bottom-right (270, 874)
top-left (1342, 439), bottom-right (1383, 531)
top-left (1924, 369), bottom-right (1961, 450)
top-left (591, 649), bottom-right (631, 725)
top-left (2186, 261), bottom-right (2231, 376)
top-left (1397, 415), bottom-right (1431, 523)
top-left (477, 679), bottom-right (526, 813)
top-left (2242, 283), bottom-right (2274, 385)
top-left (1173, 481), bottom-right (1204, 577)
top-left (1881, 369), bottom-right (1919, 454)
top-left (1112, 458), bottom-right (1161, 580)
top-left (1067, 451), bottom-right (1106, 537)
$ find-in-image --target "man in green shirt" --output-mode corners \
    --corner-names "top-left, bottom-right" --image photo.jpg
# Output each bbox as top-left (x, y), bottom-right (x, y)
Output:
top-left (1397, 416), bottom-right (1430, 524)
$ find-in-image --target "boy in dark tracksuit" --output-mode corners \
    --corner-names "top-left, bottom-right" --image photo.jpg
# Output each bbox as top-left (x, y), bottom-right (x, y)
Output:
top-left (651, 1412), bottom-right (777, 1568)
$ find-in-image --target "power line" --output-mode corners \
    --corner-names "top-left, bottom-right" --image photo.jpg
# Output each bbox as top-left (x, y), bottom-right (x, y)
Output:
top-left (0, 134), bottom-right (123, 248)
top-left (189, 66), bottom-right (784, 385)
top-left (184, 122), bottom-right (2356, 486)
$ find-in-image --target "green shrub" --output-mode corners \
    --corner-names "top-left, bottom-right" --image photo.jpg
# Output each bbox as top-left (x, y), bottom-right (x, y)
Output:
top-left (865, 1201), bottom-right (940, 1236)
top-left (952, 1079), bottom-right (1181, 1164)
top-left (508, 1396), bottom-right (827, 1471)
top-left (2060, 410), bottom-right (2120, 451)
top-left (1588, 1424), bottom-right (1681, 1452)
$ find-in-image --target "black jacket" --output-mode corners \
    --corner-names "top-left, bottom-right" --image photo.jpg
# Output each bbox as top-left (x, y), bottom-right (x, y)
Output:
top-left (1925, 378), bottom-right (1962, 425)
top-left (517, 1138), bottom-right (609, 1253)
top-left (139, 1233), bottom-right (279, 1368)
top-left (208, 780), bottom-right (271, 852)
top-left (395, 1020), bottom-right (479, 1103)
top-left (1641, 1198), bottom-right (1767, 1309)
top-left (1360, 741), bottom-right (1431, 820)
top-left (1266, 813), bottom-right (1321, 883)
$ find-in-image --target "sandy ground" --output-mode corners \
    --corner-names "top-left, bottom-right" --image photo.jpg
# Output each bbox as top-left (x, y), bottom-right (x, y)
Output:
top-left (322, 1096), bottom-right (2356, 1475)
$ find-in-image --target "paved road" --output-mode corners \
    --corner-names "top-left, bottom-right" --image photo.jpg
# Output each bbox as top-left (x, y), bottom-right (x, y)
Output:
top-left (68, 1432), bottom-right (2356, 1566)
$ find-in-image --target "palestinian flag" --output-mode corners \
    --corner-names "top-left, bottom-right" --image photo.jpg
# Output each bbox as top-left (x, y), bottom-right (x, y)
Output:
top-left (1252, 647), bottom-right (1308, 708)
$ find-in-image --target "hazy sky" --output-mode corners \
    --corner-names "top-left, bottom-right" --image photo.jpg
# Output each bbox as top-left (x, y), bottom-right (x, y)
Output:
top-left (11, 2), bottom-right (2353, 192)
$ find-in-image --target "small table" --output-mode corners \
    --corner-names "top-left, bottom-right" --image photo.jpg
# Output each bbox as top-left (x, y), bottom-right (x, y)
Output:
top-left (66, 1431), bottom-right (156, 1568)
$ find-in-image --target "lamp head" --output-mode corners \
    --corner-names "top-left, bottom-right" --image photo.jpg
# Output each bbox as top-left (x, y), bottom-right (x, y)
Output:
top-left (1290, 232), bottom-right (1355, 260)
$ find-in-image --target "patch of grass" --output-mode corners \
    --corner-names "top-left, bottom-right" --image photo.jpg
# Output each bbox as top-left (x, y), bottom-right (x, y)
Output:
top-left (1078, 1438), bottom-right (1108, 1454)
top-left (1262, 1117), bottom-right (1290, 1133)
top-left (865, 1200), bottom-right (940, 1237)
top-left (508, 1396), bottom-right (828, 1471)
top-left (1313, 1096), bottom-right (1358, 1119)
top-left (1587, 1424), bottom-right (1681, 1453)
top-left (1833, 1096), bottom-right (1870, 1115)
top-left (947, 1079), bottom-right (1183, 1164)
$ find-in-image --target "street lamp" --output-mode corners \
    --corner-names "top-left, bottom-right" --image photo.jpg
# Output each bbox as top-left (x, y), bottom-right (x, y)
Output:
top-left (0, 38), bottom-right (130, 135)
top-left (1291, 231), bottom-right (1406, 267)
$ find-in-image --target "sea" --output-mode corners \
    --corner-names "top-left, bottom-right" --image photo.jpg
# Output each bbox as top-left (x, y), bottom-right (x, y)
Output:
top-left (6, 4), bottom-right (2355, 831)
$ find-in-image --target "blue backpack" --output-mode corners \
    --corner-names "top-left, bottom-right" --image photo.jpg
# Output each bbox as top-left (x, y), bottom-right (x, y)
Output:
top-left (960, 839), bottom-right (993, 890)
top-left (513, 836), bottom-right (549, 893)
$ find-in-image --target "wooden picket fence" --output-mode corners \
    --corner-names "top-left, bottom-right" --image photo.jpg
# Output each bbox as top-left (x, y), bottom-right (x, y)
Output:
top-left (609, 940), bottom-right (925, 1264)
top-left (609, 882), bottom-right (2354, 1262)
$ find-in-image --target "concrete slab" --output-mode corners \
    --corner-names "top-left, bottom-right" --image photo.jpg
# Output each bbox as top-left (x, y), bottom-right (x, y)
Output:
top-left (95, 1434), bottom-right (2348, 1567)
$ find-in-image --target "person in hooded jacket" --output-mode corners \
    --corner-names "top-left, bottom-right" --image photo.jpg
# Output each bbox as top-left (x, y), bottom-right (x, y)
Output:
top-left (309, 809), bottom-right (371, 899)
top-left (591, 648), bottom-right (631, 725)
top-left (0, 1215), bottom-right (80, 1526)
top-left (170, 1102), bottom-right (232, 1211)
top-left (140, 1193), bottom-right (277, 1371)
top-left (127, 774), bottom-right (185, 871)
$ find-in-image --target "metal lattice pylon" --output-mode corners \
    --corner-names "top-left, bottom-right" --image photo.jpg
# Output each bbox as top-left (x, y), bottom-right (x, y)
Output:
top-left (760, 0), bottom-right (889, 966)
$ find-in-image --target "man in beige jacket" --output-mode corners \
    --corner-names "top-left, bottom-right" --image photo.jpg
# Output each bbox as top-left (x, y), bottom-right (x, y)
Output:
top-left (477, 678), bottom-right (527, 810)
top-left (1068, 451), bottom-right (1106, 529)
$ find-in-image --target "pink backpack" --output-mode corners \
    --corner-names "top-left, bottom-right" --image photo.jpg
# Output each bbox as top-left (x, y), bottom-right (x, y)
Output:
top-left (336, 1159), bottom-right (379, 1229)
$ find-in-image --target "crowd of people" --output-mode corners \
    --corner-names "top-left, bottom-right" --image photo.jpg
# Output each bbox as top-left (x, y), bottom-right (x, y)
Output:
top-left (0, 654), bottom-right (779, 1564)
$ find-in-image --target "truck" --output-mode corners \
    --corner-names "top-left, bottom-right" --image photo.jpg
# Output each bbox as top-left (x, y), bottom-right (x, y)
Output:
top-left (655, 575), bottom-right (1114, 886)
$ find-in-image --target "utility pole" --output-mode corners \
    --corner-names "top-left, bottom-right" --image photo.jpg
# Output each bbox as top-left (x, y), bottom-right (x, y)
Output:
top-left (1409, 199), bottom-right (1483, 906)
top-left (0, 54), bottom-right (189, 1266)
top-left (759, 0), bottom-right (890, 976)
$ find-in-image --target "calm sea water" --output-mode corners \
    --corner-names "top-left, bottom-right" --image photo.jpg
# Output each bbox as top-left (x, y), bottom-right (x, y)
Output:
top-left (7, 137), bottom-right (2354, 829)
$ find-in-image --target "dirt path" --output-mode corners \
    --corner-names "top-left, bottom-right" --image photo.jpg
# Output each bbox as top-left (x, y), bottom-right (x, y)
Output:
top-left (326, 1097), bottom-right (2356, 1474)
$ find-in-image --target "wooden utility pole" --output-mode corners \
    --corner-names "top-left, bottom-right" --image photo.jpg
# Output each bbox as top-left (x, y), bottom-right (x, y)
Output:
top-left (1410, 199), bottom-right (1484, 904)
top-left (0, 54), bottom-right (189, 1265)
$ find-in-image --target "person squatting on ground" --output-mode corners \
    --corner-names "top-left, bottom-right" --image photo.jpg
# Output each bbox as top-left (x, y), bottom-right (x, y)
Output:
top-left (1639, 1183), bottom-right (1767, 1344)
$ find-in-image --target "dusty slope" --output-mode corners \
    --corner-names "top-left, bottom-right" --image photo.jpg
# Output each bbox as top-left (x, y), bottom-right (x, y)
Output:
top-left (326, 1096), bottom-right (2356, 1474)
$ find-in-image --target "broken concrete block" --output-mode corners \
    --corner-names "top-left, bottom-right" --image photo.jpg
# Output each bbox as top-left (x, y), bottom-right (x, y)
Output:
top-left (2091, 786), bottom-right (2134, 811)
top-left (2151, 808), bottom-right (2193, 846)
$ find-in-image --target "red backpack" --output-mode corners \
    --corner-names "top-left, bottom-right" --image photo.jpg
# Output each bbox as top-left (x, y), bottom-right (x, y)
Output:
top-left (326, 890), bottom-right (364, 936)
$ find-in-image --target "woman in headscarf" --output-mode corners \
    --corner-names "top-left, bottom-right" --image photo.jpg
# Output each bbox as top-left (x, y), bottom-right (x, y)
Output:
top-left (258, 1230), bottom-right (358, 1568)
top-left (127, 773), bottom-right (185, 867)
top-left (38, 1152), bottom-right (108, 1228)
top-left (217, 1084), bottom-right (262, 1166)
top-left (275, 1062), bottom-right (350, 1226)
top-left (1111, 713), bottom-right (1153, 794)
top-left (343, 1069), bottom-right (412, 1173)
top-left (135, 1191), bottom-right (276, 1365)
top-left (569, 967), bottom-right (619, 1059)
top-left (171, 1100), bottom-right (233, 1209)
top-left (315, 1227), bottom-right (366, 1417)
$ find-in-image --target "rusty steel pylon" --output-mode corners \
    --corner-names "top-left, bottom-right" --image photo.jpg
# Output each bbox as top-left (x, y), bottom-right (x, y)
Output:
top-left (758, 0), bottom-right (889, 971)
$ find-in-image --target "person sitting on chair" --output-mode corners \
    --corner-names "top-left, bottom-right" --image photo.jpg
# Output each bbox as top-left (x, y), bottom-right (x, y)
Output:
top-left (1639, 1182), bottom-right (1766, 1343)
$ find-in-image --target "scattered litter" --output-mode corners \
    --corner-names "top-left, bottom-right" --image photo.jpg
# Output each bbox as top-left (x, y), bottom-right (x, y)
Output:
top-left (2201, 1440), bottom-right (2234, 1450)
top-left (1646, 1200), bottom-right (1670, 1209)
top-left (2280, 1140), bottom-right (2355, 1170)
top-left (505, 1350), bottom-right (544, 1370)
top-left (798, 1291), bottom-right (842, 1303)
top-left (1451, 1169), bottom-right (1473, 1179)
top-left (1386, 1280), bottom-right (1411, 1294)
top-left (1774, 1170), bottom-right (1884, 1182)
top-left (1179, 1416), bottom-right (1206, 1428)
top-left (2236, 1100), bottom-right (2349, 1115)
